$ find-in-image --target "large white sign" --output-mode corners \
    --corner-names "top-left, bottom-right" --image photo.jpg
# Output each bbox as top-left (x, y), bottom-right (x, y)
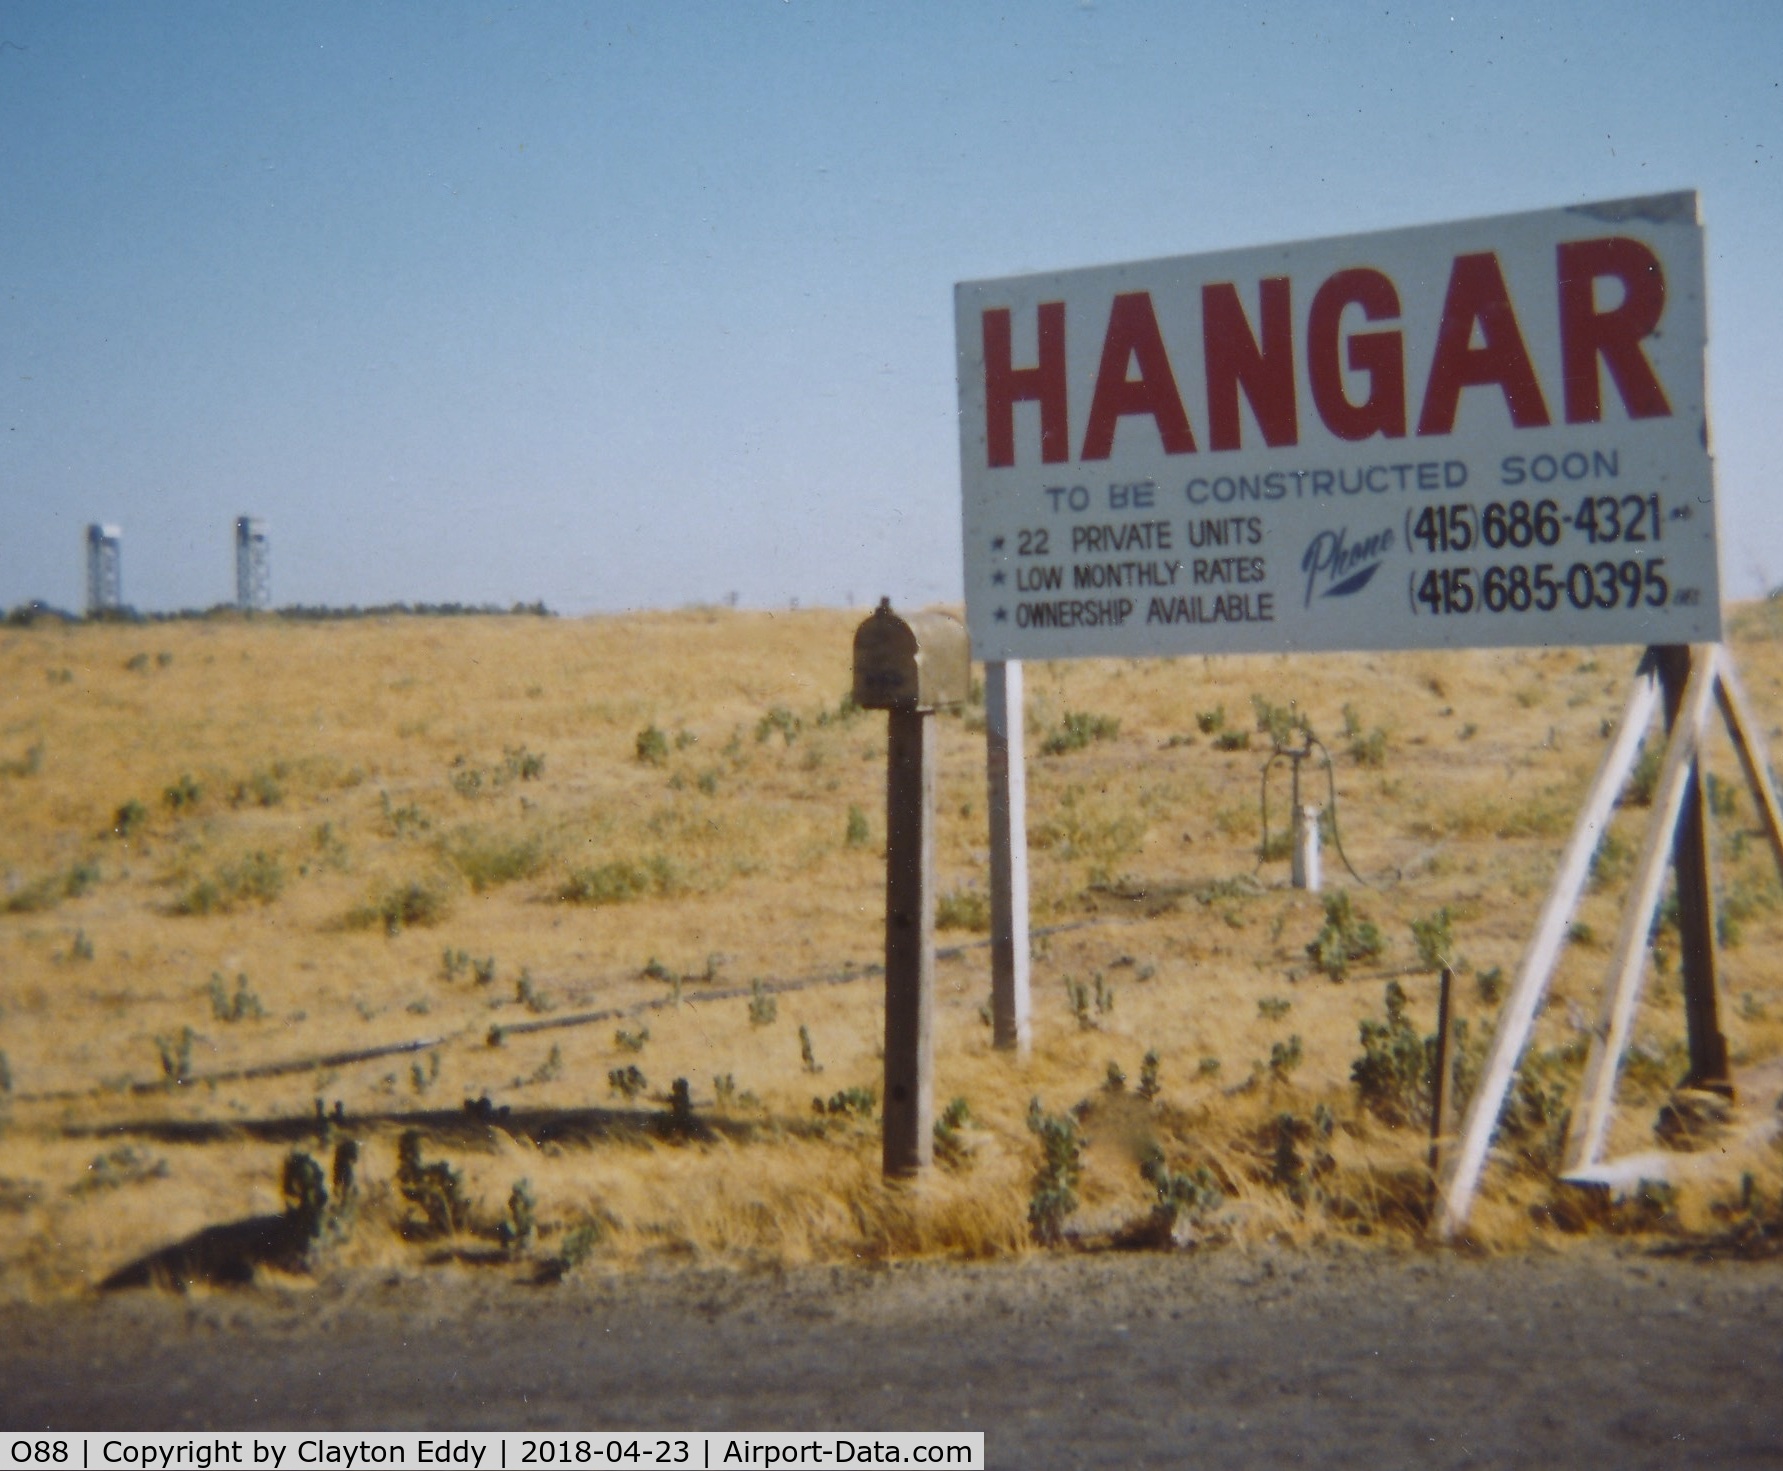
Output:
top-left (956, 193), bottom-right (1720, 661)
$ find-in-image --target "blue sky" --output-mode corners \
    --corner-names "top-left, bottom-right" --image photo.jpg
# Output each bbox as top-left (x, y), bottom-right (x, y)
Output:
top-left (2, 1), bottom-right (1779, 614)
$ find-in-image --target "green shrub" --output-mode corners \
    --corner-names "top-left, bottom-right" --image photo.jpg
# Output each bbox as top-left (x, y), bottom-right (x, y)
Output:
top-left (1213, 729), bottom-right (1252, 752)
top-left (163, 773), bottom-right (202, 812)
top-left (1140, 1146), bottom-right (1224, 1237)
top-left (1195, 706), bottom-right (1226, 735)
top-left (498, 1179), bottom-right (537, 1254)
top-left (282, 1151), bottom-right (330, 1243)
top-left (1476, 966), bottom-right (1506, 1006)
top-left (635, 725), bottom-right (669, 766)
top-left (232, 769), bottom-right (283, 808)
top-left (503, 745), bottom-right (546, 781)
top-left (558, 857), bottom-right (674, 905)
top-left (208, 971), bottom-right (263, 1022)
top-left (1251, 695), bottom-right (1309, 749)
top-left (1624, 741), bottom-right (1662, 807)
top-left (755, 706), bottom-right (802, 745)
top-left (357, 877), bottom-right (452, 934)
top-left (113, 800), bottom-right (149, 838)
top-left (517, 971), bottom-right (554, 1014)
top-left (177, 851), bottom-right (285, 916)
top-left (1137, 1050), bottom-right (1162, 1102)
top-left (1351, 980), bottom-right (1429, 1126)
top-left (444, 828), bottom-right (545, 892)
top-left (845, 804), bottom-right (870, 848)
top-left (1258, 996), bottom-right (1292, 1021)
top-left (933, 1097), bottom-right (973, 1166)
top-left (1268, 1034), bottom-right (1304, 1082)
top-left (155, 1027), bottom-right (196, 1082)
top-left (1263, 1109), bottom-right (1335, 1203)
top-left (799, 1024), bottom-right (822, 1073)
top-left (1062, 976), bottom-right (1094, 1030)
top-left (815, 1086), bottom-right (875, 1118)
top-left (936, 887), bottom-right (990, 932)
top-left (1409, 906), bottom-right (1456, 972)
top-left (396, 1131), bottom-right (470, 1237)
top-left (748, 979), bottom-right (778, 1026)
top-left (1026, 1099), bottom-right (1083, 1245)
top-left (1341, 703), bottom-right (1389, 766)
top-left (1040, 710), bottom-right (1120, 756)
top-left (608, 1064), bottom-right (648, 1099)
top-left (1305, 890), bottom-right (1387, 980)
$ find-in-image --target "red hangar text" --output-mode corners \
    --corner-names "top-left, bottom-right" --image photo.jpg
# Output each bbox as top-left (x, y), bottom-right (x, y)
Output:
top-left (978, 238), bottom-right (1672, 468)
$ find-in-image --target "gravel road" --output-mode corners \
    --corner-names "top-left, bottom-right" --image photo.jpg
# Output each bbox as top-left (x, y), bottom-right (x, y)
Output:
top-left (4, 1244), bottom-right (1781, 1468)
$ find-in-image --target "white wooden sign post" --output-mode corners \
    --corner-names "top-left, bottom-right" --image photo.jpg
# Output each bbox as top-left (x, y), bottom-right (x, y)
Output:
top-left (984, 660), bottom-right (1031, 1053)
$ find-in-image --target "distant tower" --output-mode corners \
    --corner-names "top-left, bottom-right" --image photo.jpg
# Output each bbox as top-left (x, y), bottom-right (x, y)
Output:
top-left (85, 524), bottom-right (122, 615)
top-left (235, 516), bottom-right (270, 610)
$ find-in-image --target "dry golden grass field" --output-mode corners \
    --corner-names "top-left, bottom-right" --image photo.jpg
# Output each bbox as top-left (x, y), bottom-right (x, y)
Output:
top-left (4, 601), bottom-right (1783, 1299)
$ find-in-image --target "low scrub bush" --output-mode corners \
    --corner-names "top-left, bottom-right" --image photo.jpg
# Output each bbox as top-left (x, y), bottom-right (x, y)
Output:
top-left (178, 851), bottom-right (285, 915)
top-left (755, 706), bottom-right (802, 745)
top-left (815, 1086), bottom-right (875, 1118)
top-left (353, 876), bottom-right (452, 934)
top-left (1026, 1099), bottom-right (1084, 1245)
top-left (1261, 1109), bottom-right (1336, 1205)
top-left (1252, 695), bottom-right (1310, 749)
top-left (396, 1131), bottom-right (471, 1238)
top-left (558, 856), bottom-right (675, 905)
top-left (608, 1064), bottom-right (648, 1099)
top-left (1341, 704), bottom-right (1388, 766)
top-left (1268, 1034), bottom-right (1304, 1082)
top-left (208, 971), bottom-right (263, 1022)
top-left (635, 725), bottom-right (669, 766)
top-left (163, 773), bottom-right (202, 812)
top-left (845, 804), bottom-right (871, 848)
top-left (1409, 906), bottom-right (1456, 972)
top-left (231, 769), bottom-right (283, 808)
top-left (1140, 1146), bottom-right (1224, 1242)
top-left (1040, 710), bottom-right (1120, 756)
top-left (1623, 741), bottom-right (1662, 807)
top-left (936, 887), bottom-right (990, 932)
top-left (5, 860), bottom-right (101, 915)
top-left (444, 828), bottom-right (546, 893)
top-left (933, 1097), bottom-right (973, 1167)
top-left (1352, 980), bottom-right (1429, 1127)
top-left (498, 1180), bottom-right (537, 1254)
top-left (1137, 1049), bottom-right (1162, 1102)
top-left (1306, 890), bottom-right (1387, 980)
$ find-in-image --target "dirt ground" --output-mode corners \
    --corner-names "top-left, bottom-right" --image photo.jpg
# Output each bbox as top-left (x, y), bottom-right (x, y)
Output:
top-left (4, 1244), bottom-right (1781, 1468)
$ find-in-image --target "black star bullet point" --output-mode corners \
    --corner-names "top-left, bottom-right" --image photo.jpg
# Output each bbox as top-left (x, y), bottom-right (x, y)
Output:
top-left (992, 571), bottom-right (1006, 585)
top-left (990, 536), bottom-right (1006, 551)
top-left (994, 607), bottom-right (1008, 622)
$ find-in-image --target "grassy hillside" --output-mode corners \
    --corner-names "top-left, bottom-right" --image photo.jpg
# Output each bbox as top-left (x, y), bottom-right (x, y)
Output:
top-left (3, 603), bottom-right (1782, 1295)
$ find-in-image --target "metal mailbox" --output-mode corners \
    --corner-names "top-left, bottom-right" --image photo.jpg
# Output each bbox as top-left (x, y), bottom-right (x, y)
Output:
top-left (852, 599), bottom-right (970, 713)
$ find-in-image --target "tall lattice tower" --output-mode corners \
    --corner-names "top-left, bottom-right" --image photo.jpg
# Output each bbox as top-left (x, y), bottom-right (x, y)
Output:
top-left (235, 516), bottom-right (270, 611)
top-left (85, 524), bottom-right (122, 615)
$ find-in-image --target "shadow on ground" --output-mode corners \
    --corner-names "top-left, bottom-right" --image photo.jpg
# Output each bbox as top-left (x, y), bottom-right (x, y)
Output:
top-left (98, 1213), bottom-right (314, 1291)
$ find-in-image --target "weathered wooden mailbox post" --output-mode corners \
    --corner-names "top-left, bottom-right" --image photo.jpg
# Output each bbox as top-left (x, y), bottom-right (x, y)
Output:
top-left (853, 598), bottom-right (970, 1178)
